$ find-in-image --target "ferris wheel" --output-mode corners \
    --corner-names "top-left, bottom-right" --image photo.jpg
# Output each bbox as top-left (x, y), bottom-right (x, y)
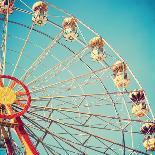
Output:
top-left (0, 0), bottom-right (155, 155)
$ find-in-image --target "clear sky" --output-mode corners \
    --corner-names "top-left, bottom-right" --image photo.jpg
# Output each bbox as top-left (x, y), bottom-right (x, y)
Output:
top-left (0, 0), bottom-right (155, 154)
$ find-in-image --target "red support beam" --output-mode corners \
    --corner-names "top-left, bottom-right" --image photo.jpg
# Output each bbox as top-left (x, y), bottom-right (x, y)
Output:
top-left (1, 127), bottom-right (13, 155)
top-left (14, 117), bottom-right (39, 155)
top-left (5, 138), bottom-right (13, 155)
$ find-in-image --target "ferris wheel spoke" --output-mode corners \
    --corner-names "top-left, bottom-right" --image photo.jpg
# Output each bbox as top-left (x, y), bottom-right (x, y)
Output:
top-left (1, 18), bottom-right (86, 60)
top-left (16, 91), bottom-right (26, 96)
top-left (23, 110), bottom-right (148, 155)
top-left (29, 78), bottom-right (107, 98)
top-left (29, 65), bottom-right (111, 94)
top-left (29, 91), bottom-right (129, 103)
top-left (22, 109), bottom-right (120, 154)
top-left (14, 100), bottom-right (26, 109)
top-left (30, 97), bottom-right (114, 109)
top-left (1, 12), bottom-right (9, 75)
top-left (1, 127), bottom-right (14, 155)
top-left (7, 32), bottom-right (89, 94)
top-left (23, 114), bottom-right (113, 155)
top-left (29, 105), bottom-right (148, 128)
top-left (11, 23), bottom-right (35, 77)
top-left (30, 77), bottom-right (91, 99)
top-left (20, 30), bottom-right (63, 82)
top-left (0, 78), bottom-right (4, 87)
top-left (8, 80), bottom-right (16, 89)
top-left (25, 108), bottom-right (129, 136)
top-left (25, 46), bottom-right (88, 88)
top-left (24, 124), bottom-right (59, 155)
top-left (23, 115), bottom-right (85, 154)
top-left (6, 35), bottom-right (55, 80)
top-left (57, 116), bottom-right (126, 135)
top-left (25, 107), bottom-right (143, 138)
top-left (5, 105), bottom-right (14, 115)
top-left (30, 98), bottom-right (125, 115)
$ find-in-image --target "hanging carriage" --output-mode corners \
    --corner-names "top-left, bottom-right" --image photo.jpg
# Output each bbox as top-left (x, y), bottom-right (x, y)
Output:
top-left (130, 90), bottom-right (149, 117)
top-left (0, 0), bottom-right (14, 15)
top-left (32, 1), bottom-right (48, 26)
top-left (141, 122), bottom-right (155, 135)
top-left (89, 37), bottom-right (106, 61)
top-left (112, 61), bottom-right (130, 88)
top-left (62, 17), bottom-right (79, 41)
top-left (143, 136), bottom-right (155, 151)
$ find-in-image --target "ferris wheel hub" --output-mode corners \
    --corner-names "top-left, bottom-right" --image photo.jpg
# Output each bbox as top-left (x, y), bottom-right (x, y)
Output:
top-left (0, 87), bottom-right (16, 105)
top-left (0, 75), bottom-right (31, 119)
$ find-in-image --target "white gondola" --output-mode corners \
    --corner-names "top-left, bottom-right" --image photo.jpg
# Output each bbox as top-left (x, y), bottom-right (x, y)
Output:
top-left (62, 17), bottom-right (78, 41)
top-left (132, 102), bottom-right (149, 117)
top-left (143, 136), bottom-right (155, 151)
top-left (113, 74), bottom-right (130, 88)
top-left (89, 36), bottom-right (106, 61)
top-left (32, 1), bottom-right (48, 26)
top-left (112, 61), bottom-right (126, 77)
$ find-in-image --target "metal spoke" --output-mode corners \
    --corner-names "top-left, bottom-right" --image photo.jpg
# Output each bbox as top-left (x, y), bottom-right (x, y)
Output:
top-left (22, 110), bottom-right (149, 155)
top-left (11, 23), bottom-right (35, 77)
top-left (20, 30), bottom-right (63, 82)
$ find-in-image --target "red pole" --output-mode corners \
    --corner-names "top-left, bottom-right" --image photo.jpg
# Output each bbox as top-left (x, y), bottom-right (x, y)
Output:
top-left (14, 117), bottom-right (39, 155)
top-left (1, 127), bottom-right (13, 155)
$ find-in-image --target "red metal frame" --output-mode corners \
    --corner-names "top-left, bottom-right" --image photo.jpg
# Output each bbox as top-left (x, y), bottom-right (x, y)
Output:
top-left (14, 117), bottom-right (39, 155)
top-left (4, 138), bottom-right (13, 155)
top-left (0, 75), bottom-right (31, 119)
top-left (2, 117), bottom-right (39, 154)
top-left (1, 127), bottom-right (13, 155)
top-left (0, 75), bottom-right (39, 154)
